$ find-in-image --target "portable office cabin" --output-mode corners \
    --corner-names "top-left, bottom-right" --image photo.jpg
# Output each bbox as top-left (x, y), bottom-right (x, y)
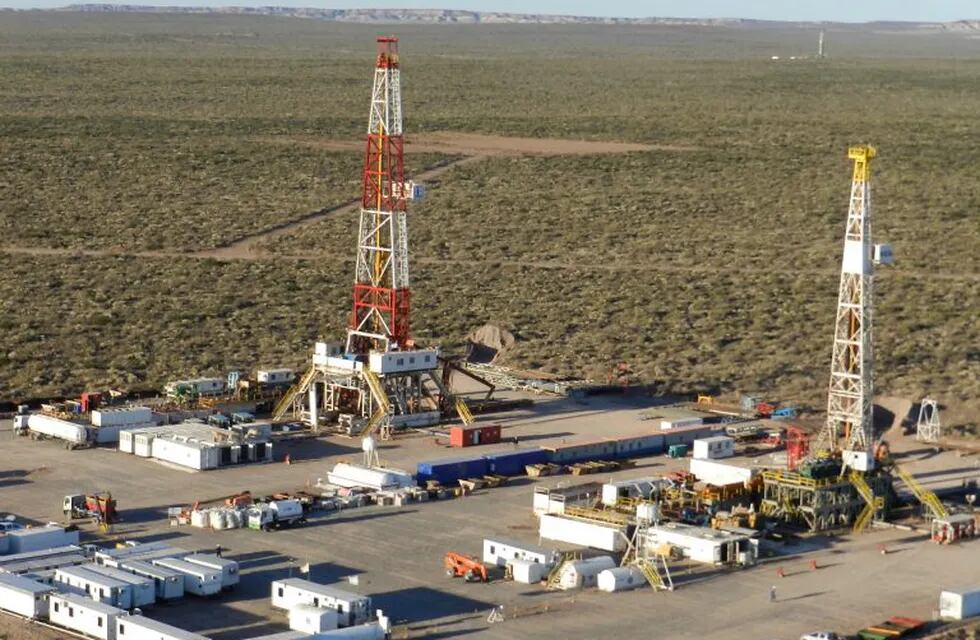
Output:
top-left (119, 560), bottom-right (184, 600)
top-left (49, 592), bottom-right (124, 640)
top-left (289, 604), bottom-right (340, 633)
top-left (939, 586), bottom-right (980, 620)
top-left (150, 558), bottom-right (221, 596)
top-left (0, 573), bottom-right (56, 619)
top-left (0, 545), bottom-right (87, 575)
top-left (183, 553), bottom-right (239, 589)
top-left (257, 368), bottom-right (296, 385)
top-left (85, 564), bottom-right (156, 607)
top-left (482, 537), bottom-right (559, 568)
top-left (115, 613), bottom-right (210, 640)
top-left (271, 578), bottom-right (372, 627)
top-left (95, 542), bottom-right (188, 568)
top-left (151, 436), bottom-right (220, 470)
top-left (55, 565), bottom-right (134, 609)
top-left (6, 524), bottom-right (80, 553)
top-left (692, 436), bottom-right (735, 460)
top-left (645, 522), bottom-right (757, 566)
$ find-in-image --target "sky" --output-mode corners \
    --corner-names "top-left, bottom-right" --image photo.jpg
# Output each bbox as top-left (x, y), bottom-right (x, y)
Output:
top-left (1, 0), bottom-right (976, 22)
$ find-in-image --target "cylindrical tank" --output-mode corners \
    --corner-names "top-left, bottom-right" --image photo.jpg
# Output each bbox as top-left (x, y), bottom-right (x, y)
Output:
top-left (597, 566), bottom-right (646, 592)
top-left (27, 415), bottom-right (90, 445)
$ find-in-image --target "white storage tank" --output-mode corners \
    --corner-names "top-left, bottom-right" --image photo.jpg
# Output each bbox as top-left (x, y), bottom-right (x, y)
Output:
top-left (92, 407), bottom-right (153, 428)
top-left (55, 565), bottom-right (134, 609)
top-left (119, 560), bottom-right (185, 601)
top-left (325, 462), bottom-right (415, 491)
top-left (289, 603), bottom-right (339, 633)
top-left (940, 586), bottom-right (980, 620)
top-left (115, 613), bottom-right (210, 640)
top-left (508, 558), bottom-right (548, 585)
top-left (27, 414), bottom-right (91, 446)
top-left (692, 436), bottom-right (735, 460)
top-left (0, 573), bottom-right (56, 619)
top-left (271, 578), bottom-right (372, 627)
top-left (150, 558), bottom-right (222, 596)
top-left (597, 566), bottom-right (646, 592)
top-left (183, 554), bottom-right (239, 589)
top-left (554, 556), bottom-right (616, 590)
top-left (49, 592), bottom-right (124, 640)
top-left (85, 564), bottom-right (156, 607)
top-left (6, 525), bottom-right (80, 553)
top-left (538, 514), bottom-right (627, 552)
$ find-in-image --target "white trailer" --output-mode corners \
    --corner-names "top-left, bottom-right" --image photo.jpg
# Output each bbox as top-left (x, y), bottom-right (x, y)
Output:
top-left (538, 514), bottom-right (627, 552)
top-left (27, 414), bottom-right (91, 447)
top-left (95, 542), bottom-right (188, 568)
top-left (689, 458), bottom-right (757, 487)
top-left (150, 558), bottom-right (221, 596)
top-left (554, 556), bottom-right (616, 590)
top-left (56, 565), bottom-right (134, 609)
top-left (482, 537), bottom-right (558, 568)
top-left (0, 573), bottom-right (56, 619)
top-left (289, 604), bottom-right (340, 633)
top-left (115, 613), bottom-right (210, 640)
top-left (49, 592), bottom-right (124, 640)
top-left (940, 586), bottom-right (980, 620)
top-left (5, 525), bottom-right (80, 553)
top-left (0, 545), bottom-right (87, 575)
top-left (692, 436), bottom-right (735, 460)
top-left (119, 560), bottom-right (185, 600)
top-left (183, 554), bottom-right (239, 589)
top-left (271, 578), bottom-right (372, 627)
top-left (85, 564), bottom-right (156, 607)
top-left (645, 522), bottom-right (757, 566)
top-left (92, 407), bottom-right (153, 428)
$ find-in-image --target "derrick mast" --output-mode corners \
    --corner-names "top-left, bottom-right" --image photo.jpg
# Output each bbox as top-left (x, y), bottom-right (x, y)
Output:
top-left (817, 145), bottom-right (878, 472)
top-left (348, 36), bottom-right (410, 355)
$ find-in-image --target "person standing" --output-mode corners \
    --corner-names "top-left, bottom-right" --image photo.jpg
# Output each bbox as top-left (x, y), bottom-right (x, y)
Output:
top-left (769, 585), bottom-right (777, 602)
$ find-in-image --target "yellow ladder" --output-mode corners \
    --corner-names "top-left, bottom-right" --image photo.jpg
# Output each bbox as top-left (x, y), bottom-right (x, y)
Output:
top-left (362, 369), bottom-right (392, 413)
top-left (849, 471), bottom-right (883, 534)
top-left (545, 552), bottom-right (579, 590)
top-left (272, 366), bottom-right (318, 420)
top-left (893, 464), bottom-right (948, 519)
top-left (455, 397), bottom-right (474, 425)
top-left (635, 558), bottom-right (665, 589)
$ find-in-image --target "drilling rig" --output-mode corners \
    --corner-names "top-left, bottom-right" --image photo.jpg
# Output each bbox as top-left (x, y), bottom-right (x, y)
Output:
top-left (273, 37), bottom-right (475, 438)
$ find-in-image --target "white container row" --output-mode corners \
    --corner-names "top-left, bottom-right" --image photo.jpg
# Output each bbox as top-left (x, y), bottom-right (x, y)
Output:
top-left (2, 525), bottom-right (80, 554)
top-left (0, 573), bottom-right (57, 618)
top-left (150, 558), bottom-right (222, 596)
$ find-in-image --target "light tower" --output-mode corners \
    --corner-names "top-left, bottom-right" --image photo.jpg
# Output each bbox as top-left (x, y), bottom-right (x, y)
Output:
top-left (348, 36), bottom-right (411, 356)
top-left (815, 145), bottom-right (890, 472)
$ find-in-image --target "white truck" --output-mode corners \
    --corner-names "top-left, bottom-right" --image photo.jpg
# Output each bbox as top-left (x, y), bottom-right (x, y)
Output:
top-left (248, 499), bottom-right (305, 531)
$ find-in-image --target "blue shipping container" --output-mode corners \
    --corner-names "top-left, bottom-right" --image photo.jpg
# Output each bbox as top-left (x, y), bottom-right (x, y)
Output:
top-left (416, 455), bottom-right (488, 485)
top-left (484, 448), bottom-right (548, 476)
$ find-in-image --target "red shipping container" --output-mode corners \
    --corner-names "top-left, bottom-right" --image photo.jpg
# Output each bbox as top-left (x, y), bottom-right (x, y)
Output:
top-left (449, 424), bottom-right (502, 447)
top-left (80, 392), bottom-right (102, 413)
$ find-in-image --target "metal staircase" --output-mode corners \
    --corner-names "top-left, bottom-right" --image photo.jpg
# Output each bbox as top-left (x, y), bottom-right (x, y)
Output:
top-left (545, 552), bottom-right (580, 590)
top-left (272, 366), bottom-right (318, 420)
top-left (893, 464), bottom-right (947, 519)
top-left (849, 471), bottom-right (884, 533)
top-left (455, 397), bottom-right (475, 425)
top-left (635, 556), bottom-right (672, 591)
top-left (361, 369), bottom-right (393, 438)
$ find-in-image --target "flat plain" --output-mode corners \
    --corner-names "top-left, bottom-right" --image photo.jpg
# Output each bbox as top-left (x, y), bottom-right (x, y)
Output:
top-left (0, 13), bottom-right (978, 422)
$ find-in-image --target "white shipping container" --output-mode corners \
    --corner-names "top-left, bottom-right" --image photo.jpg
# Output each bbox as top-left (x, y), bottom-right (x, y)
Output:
top-left (689, 458), bottom-right (756, 487)
top-left (49, 593), bottom-right (123, 640)
top-left (95, 542), bottom-right (187, 568)
top-left (119, 560), bottom-right (185, 600)
top-left (55, 565), bottom-right (134, 609)
top-left (325, 463), bottom-right (415, 491)
top-left (692, 436), bottom-right (735, 460)
top-left (85, 564), bottom-right (156, 607)
top-left (134, 433), bottom-right (155, 457)
top-left (151, 437), bottom-right (219, 471)
top-left (183, 554), bottom-right (239, 589)
top-left (289, 604), bottom-right (340, 633)
top-left (6, 525), bottom-right (80, 554)
top-left (150, 558), bottom-right (221, 596)
top-left (271, 578), bottom-right (372, 627)
top-left (27, 414), bottom-right (90, 445)
top-left (115, 613), bottom-right (210, 640)
top-left (119, 430), bottom-right (135, 454)
top-left (555, 556), bottom-right (616, 590)
top-left (597, 566), bottom-right (646, 592)
top-left (538, 514), bottom-right (626, 552)
top-left (940, 586), bottom-right (980, 620)
top-left (660, 416), bottom-right (704, 431)
top-left (0, 545), bottom-right (87, 575)
top-left (92, 407), bottom-right (153, 428)
top-left (0, 573), bottom-right (56, 618)
top-left (508, 558), bottom-right (548, 584)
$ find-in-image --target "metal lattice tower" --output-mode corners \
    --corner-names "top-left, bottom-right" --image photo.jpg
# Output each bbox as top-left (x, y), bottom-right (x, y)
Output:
top-left (916, 398), bottom-right (942, 443)
top-left (814, 145), bottom-right (878, 472)
top-left (347, 36), bottom-right (410, 356)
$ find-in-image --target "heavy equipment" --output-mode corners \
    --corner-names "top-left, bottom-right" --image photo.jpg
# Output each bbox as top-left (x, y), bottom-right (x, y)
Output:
top-left (247, 499), bottom-right (305, 531)
top-left (443, 552), bottom-right (489, 583)
top-left (63, 492), bottom-right (117, 525)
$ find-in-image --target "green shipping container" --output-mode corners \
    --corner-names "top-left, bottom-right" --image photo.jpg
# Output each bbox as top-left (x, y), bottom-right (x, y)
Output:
top-left (668, 444), bottom-right (688, 458)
